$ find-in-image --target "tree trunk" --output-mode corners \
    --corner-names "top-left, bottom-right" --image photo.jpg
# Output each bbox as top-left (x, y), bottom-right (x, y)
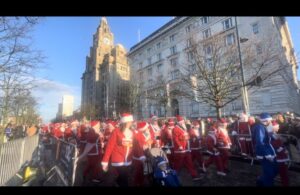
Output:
top-left (216, 107), bottom-right (222, 120)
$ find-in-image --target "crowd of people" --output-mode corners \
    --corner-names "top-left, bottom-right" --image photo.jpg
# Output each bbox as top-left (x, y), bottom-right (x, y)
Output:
top-left (1, 123), bottom-right (38, 143)
top-left (38, 112), bottom-right (300, 187)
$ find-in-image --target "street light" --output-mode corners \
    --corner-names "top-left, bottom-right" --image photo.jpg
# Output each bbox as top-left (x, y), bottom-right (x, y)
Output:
top-left (234, 16), bottom-right (250, 115)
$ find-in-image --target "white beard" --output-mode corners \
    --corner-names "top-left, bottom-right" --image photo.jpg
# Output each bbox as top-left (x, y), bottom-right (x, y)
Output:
top-left (60, 127), bottom-right (65, 132)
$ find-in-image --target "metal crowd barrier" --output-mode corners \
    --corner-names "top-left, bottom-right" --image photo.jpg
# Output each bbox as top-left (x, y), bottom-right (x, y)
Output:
top-left (43, 136), bottom-right (78, 186)
top-left (0, 135), bottom-right (39, 186)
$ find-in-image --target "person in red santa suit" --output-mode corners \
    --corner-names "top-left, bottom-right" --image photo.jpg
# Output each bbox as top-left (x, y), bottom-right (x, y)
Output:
top-left (53, 123), bottom-right (63, 139)
top-left (172, 115), bottom-right (202, 181)
top-left (216, 118), bottom-right (232, 173)
top-left (103, 120), bottom-right (116, 150)
top-left (269, 120), bottom-right (289, 186)
top-left (148, 115), bottom-right (162, 148)
top-left (161, 118), bottom-right (175, 168)
top-left (203, 123), bottom-right (226, 176)
top-left (233, 113), bottom-right (253, 157)
top-left (77, 122), bottom-right (90, 155)
top-left (77, 120), bottom-right (104, 183)
top-left (189, 120), bottom-right (204, 171)
top-left (64, 122), bottom-right (74, 141)
top-left (101, 113), bottom-right (134, 187)
top-left (132, 121), bottom-right (155, 186)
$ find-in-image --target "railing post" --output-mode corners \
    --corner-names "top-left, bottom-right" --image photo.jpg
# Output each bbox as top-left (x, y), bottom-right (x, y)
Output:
top-left (19, 138), bottom-right (26, 168)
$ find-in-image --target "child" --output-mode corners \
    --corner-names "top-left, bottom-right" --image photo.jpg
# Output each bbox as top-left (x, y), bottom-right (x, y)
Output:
top-left (153, 156), bottom-right (181, 187)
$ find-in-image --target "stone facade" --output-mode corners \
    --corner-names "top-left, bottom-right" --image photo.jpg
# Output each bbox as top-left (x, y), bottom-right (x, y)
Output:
top-left (81, 18), bottom-right (130, 118)
top-left (128, 17), bottom-right (300, 119)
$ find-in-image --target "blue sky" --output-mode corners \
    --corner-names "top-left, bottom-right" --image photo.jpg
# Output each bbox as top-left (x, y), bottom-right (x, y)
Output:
top-left (30, 17), bottom-right (299, 123)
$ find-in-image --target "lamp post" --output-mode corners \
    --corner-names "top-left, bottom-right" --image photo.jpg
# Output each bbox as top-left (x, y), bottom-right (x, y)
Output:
top-left (234, 16), bottom-right (250, 115)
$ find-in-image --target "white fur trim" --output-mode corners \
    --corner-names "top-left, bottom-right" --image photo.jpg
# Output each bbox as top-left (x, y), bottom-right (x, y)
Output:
top-left (111, 161), bottom-right (132, 166)
top-left (121, 115), bottom-right (133, 123)
top-left (157, 160), bottom-right (167, 167)
top-left (101, 162), bottom-right (108, 166)
top-left (277, 147), bottom-right (284, 153)
top-left (260, 117), bottom-right (272, 122)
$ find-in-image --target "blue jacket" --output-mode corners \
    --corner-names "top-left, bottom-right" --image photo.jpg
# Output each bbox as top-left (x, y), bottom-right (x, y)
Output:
top-left (5, 128), bottom-right (12, 137)
top-left (252, 123), bottom-right (276, 159)
top-left (154, 167), bottom-right (181, 187)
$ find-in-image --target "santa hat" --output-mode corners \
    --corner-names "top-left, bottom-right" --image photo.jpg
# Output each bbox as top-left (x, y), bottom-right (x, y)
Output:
top-left (167, 119), bottom-right (175, 127)
top-left (107, 121), bottom-right (117, 128)
top-left (272, 120), bottom-right (279, 128)
top-left (248, 116), bottom-right (255, 125)
top-left (218, 118), bottom-right (227, 127)
top-left (91, 121), bottom-right (100, 128)
top-left (54, 123), bottom-right (61, 129)
top-left (156, 156), bottom-right (168, 167)
top-left (260, 113), bottom-right (272, 122)
top-left (120, 113), bottom-right (133, 123)
top-left (176, 115), bottom-right (184, 123)
top-left (137, 121), bottom-right (149, 131)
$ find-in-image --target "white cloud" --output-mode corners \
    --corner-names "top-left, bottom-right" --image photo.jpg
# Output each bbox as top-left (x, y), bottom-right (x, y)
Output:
top-left (32, 78), bottom-right (81, 123)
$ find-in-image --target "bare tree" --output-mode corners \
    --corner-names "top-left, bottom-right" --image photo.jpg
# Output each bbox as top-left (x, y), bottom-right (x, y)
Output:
top-left (180, 32), bottom-right (294, 119)
top-left (0, 17), bottom-right (44, 125)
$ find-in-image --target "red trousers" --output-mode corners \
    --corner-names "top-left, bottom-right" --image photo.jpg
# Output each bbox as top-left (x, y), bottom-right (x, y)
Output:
top-left (204, 154), bottom-right (224, 172)
top-left (133, 160), bottom-right (144, 186)
top-left (219, 148), bottom-right (230, 170)
top-left (239, 138), bottom-right (253, 156)
top-left (173, 152), bottom-right (197, 177)
top-left (191, 150), bottom-right (203, 166)
top-left (278, 162), bottom-right (289, 186)
top-left (83, 154), bottom-right (102, 179)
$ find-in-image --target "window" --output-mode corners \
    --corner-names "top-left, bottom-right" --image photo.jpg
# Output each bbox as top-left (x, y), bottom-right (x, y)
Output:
top-left (201, 17), bottom-right (209, 24)
top-left (186, 24), bottom-right (192, 33)
top-left (206, 58), bottom-right (213, 67)
top-left (171, 69), bottom-right (180, 80)
top-left (147, 68), bottom-right (152, 76)
top-left (147, 57), bottom-right (152, 65)
top-left (252, 23), bottom-right (259, 34)
top-left (157, 53), bottom-right (162, 61)
top-left (169, 34), bottom-right (175, 42)
top-left (225, 33), bottom-right (235, 46)
top-left (189, 64), bottom-right (196, 73)
top-left (263, 93), bottom-right (271, 106)
top-left (148, 79), bottom-right (153, 87)
top-left (256, 45), bottom-right (262, 55)
top-left (170, 58), bottom-right (178, 67)
top-left (202, 28), bottom-right (211, 39)
top-left (170, 45), bottom-right (177, 55)
top-left (186, 38), bottom-right (192, 48)
top-left (147, 48), bottom-right (152, 54)
top-left (191, 102), bottom-right (199, 114)
top-left (223, 18), bottom-right (233, 30)
top-left (157, 64), bottom-right (163, 72)
top-left (156, 42), bottom-right (161, 49)
top-left (232, 100), bottom-right (242, 111)
top-left (187, 51), bottom-right (194, 61)
top-left (139, 62), bottom-right (143, 69)
top-left (204, 45), bottom-right (212, 55)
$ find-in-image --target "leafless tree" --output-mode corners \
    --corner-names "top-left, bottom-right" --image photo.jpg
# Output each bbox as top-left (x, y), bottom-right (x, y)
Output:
top-left (0, 17), bottom-right (44, 125)
top-left (180, 32), bottom-right (295, 119)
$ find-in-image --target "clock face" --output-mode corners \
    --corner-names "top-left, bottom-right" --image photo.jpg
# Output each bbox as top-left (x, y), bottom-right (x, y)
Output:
top-left (103, 37), bottom-right (110, 45)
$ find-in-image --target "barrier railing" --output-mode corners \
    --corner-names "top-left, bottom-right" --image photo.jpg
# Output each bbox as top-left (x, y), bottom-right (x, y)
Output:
top-left (0, 135), bottom-right (39, 186)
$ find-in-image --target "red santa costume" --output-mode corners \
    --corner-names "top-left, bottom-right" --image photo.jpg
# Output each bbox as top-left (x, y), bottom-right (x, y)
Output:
top-left (148, 115), bottom-right (162, 148)
top-left (172, 115), bottom-right (200, 180)
top-left (203, 126), bottom-right (226, 175)
top-left (132, 121), bottom-right (155, 186)
top-left (270, 121), bottom-right (289, 186)
top-left (53, 123), bottom-right (63, 139)
top-left (77, 123), bottom-right (90, 155)
top-left (235, 113), bottom-right (253, 157)
top-left (101, 113), bottom-right (134, 187)
top-left (103, 120), bottom-right (116, 150)
top-left (216, 119), bottom-right (232, 172)
top-left (189, 121), bottom-right (204, 168)
top-left (81, 121), bottom-right (104, 181)
top-left (161, 118), bottom-right (175, 168)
